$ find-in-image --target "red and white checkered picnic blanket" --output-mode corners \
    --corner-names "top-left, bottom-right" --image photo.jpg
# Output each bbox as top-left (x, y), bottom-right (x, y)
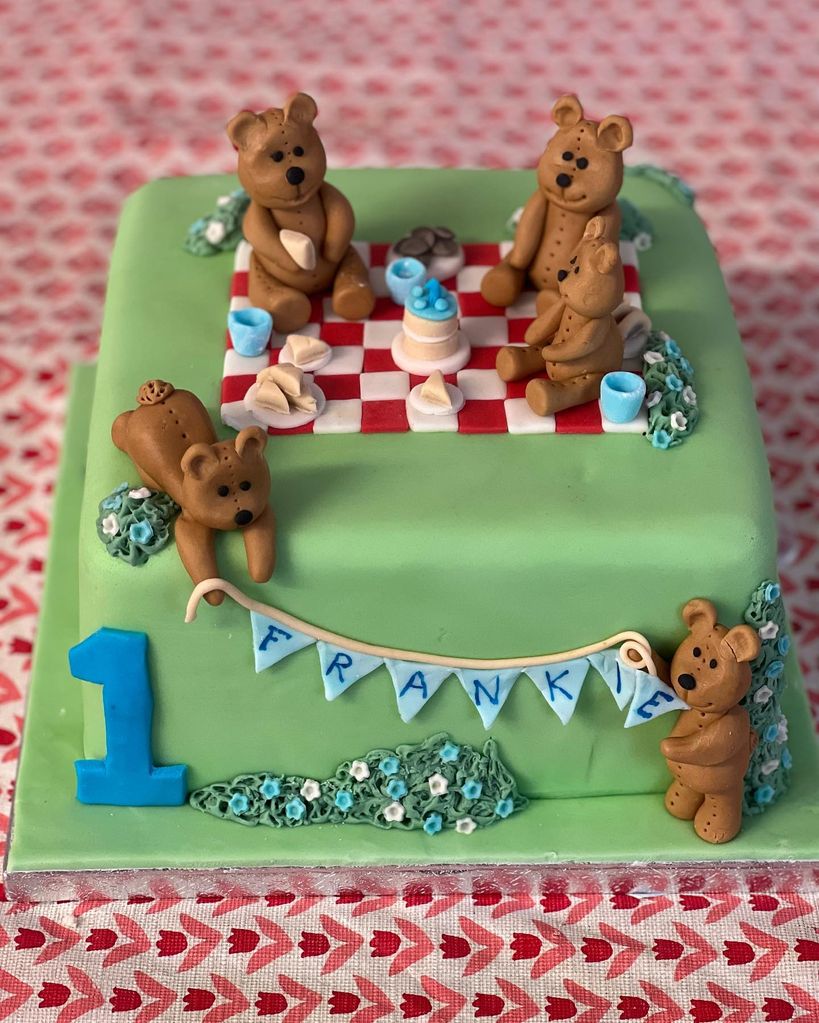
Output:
top-left (220, 240), bottom-right (644, 436)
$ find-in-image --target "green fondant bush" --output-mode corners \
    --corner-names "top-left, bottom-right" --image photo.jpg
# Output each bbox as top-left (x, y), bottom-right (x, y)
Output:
top-left (96, 483), bottom-right (179, 566)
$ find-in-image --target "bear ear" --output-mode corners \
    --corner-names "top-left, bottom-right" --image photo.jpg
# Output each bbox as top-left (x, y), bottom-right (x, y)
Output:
top-left (583, 216), bottom-right (606, 240)
top-left (235, 426), bottom-right (267, 460)
top-left (284, 92), bottom-right (318, 126)
top-left (681, 598), bottom-right (718, 632)
top-left (181, 443), bottom-right (220, 481)
top-left (590, 240), bottom-right (619, 274)
top-left (552, 94), bottom-right (584, 129)
top-left (721, 625), bottom-right (761, 665)
top-left (226, 110), bottom-right (267, 151)
top-left (596, 114), bottom-right (633, 153)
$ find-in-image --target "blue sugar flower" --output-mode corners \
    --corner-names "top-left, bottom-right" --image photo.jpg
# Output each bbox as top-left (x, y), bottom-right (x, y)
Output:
top-left (765, 659), bottom-right (784, 679)
top-left (228, 792), bottom-right (249, 815)
top-left (259, 777), bottom-right (281, 800)
top-left (764, 724), bottom-right (779, 742)
top-left (439, 742), bottom-right (460, 763)
top-left (335, 789), bottom-right (354, 812)
top-left (651, 429), bottom-right (672, 450)
top-left (423, 813), bottom-right (443, 836)
top-left (495, 798), bottom-right (514, 819)
top-left (664, 338), bottom-right (681, 358)
top-left (101, 494), bottom-right (122, 511)
top-left (386, 778), bottom-right (408, 800)
top-left (782, 747), bottom-right (793, 770)
top-left (678, 356), bottom-right (693, 375)
top-left (777, 635), bottom-right (790, 656)
top-left (462, 779), bottom-right (483, 800)
top-left (285, 797), bottom-right (306, 820)
top-left (378, 756), bottom-right (400, 777)
top-left (665, 373), bottom-right (684, 392)
top-left (764, 583), bottom-right (781, 602)
top-left (129, 520), bottom-right (155, 545)
top-left (754, 785), bottom-right (774, 805)
top-left (115, 482), bottom-right (130, 493)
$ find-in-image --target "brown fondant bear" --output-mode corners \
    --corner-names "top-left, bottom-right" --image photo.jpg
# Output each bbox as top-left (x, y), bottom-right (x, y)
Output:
top-left (500, 216), bottom-right (624, 415)
top-left (112, 381), bottom-right (275, 606)
top-left (659, 598), bottom-right (761, 845)
top-left (227, 93), bottom-right (375, 335)
top-left (481, 94), bottom-right (632, 347)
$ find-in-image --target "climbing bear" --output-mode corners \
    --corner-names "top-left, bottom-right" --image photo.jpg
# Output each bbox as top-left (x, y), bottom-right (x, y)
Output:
top-left (480, 94), bottom-right (632, 324)
top-left (497, 216), bottom-right (624, 415)
top-left (659, 598), bottom-right (761, 845)
top-left (227, 92), bottom-right (375, 334)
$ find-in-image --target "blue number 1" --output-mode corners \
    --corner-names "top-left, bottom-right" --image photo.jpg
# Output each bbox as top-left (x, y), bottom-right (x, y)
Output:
top-left (69, 628), bottom-right (187, 806)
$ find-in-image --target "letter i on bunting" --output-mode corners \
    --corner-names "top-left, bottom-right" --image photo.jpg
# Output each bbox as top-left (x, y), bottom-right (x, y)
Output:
top-left (385, 660), bottom-right (454, 722)
top-left (317, 641), bottom-right (384, 700)
top-left (251, 611), bottom-right (316, 672)
top-left (587, 650), bottom-right (638, 711)
top-left (523, 658), bottom-right (590, 725)
top-left (456, 668), bottom-right (521, 729)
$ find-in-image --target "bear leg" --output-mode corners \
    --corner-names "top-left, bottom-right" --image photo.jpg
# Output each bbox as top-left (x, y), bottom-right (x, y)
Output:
top-left (496, 345), bottom-right (545, 382)
top-left (248, 253), bottom-right (312, 334)
top-left (480, 257), bottom-right (526, 308)
top-left (664, 779), bottom-right (704, 821)
top-left (332, 246), bottom-right (376, 322)
top-left (693, 788), bottom-right (744, 845)
top-left (525, 372), bottom-right (605, 417)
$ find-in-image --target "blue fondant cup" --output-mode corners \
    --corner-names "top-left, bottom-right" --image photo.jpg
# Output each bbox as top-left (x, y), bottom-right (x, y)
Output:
top-left (385, 257), bottom-right (427, 305)
top-left (228, 307), bottom-right (273, 357)
top-left (600, 371), bottom-right (647, 423)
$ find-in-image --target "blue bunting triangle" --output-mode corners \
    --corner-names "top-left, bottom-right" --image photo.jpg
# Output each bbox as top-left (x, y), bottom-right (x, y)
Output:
top-left (316, 641), bottom-right (384, 700)
top-left (624, 671), bottom-right (689, 728)
top-left (251, 611), bottom-right (316, 673)
top-left (587, 650), bottom-right (638, 711)
top-left (523, 658), bottom-right (590, 725)
top-left (455, 668), bottom-right (521, 729)
top-left (385, 660), bottom-right (453, 722)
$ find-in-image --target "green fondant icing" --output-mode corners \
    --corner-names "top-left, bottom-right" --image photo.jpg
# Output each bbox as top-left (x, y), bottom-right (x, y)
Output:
top-left (643, 330), bottom-right (700, 449)
top-left (618, 196), bottom-right (653, 249)
top-left (189, 733), bottom-right (526, 831)
top-left (742, 580), bottom-right (791, 815)
top-left (96, 484), bottom-right (179, 565)
top-left (629, 163), bottom-right (695, 206)
top-left (184, 188), bottom-right (249, 255)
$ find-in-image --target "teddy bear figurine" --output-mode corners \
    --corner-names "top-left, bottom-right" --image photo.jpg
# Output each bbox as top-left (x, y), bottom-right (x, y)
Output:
top-left (657, 598), bottom-right (761, 845)
top-left (227, 93), bottom-right (375, 335)
top-left (481, 94), bottom-right (632, 335)
top-left (498, 216), bottom-right (624, 415)
top-left (112, 381), bottom-right (276, 606)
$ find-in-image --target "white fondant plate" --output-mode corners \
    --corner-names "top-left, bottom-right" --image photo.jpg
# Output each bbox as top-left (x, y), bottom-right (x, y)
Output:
top-left (243, 380), bottom-right (326, 430)
top-left (390, 329), bottom-right (472, 375)
top-left (279, 339), bottom-right (333, 373)
top-left (407, 381), bottom-right (465, 416)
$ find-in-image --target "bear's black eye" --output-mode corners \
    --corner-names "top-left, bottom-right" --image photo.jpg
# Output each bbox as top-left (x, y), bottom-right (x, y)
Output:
top-left (692, 646), bottom-right (701, 658)
top-left (270, 150), bottom-right (284, 162)
top-left (239, 480), bottom-right (251, 491)
top-left (562, 150), bottom-right (574, 161)
top-left (293, 145), bottom-right (304, 157)
top-left (709, 658), bottom-right (718, 669)
top-left (576, 157), bottom-right (589, 169)
top-left (217, 485), bottom-right (229, 497)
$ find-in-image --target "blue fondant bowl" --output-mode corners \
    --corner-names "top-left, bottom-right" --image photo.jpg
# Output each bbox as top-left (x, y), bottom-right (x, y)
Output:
top-left (228, 307), bottom-right (273, 357)
top-left (385, 257), bottom-right (427, 305)
top-left (600, 371), bottom-right (646, 423)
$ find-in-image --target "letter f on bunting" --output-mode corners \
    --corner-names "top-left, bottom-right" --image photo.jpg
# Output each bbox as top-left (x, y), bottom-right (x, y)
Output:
top-left (251, 611), bottom-right (316, 672)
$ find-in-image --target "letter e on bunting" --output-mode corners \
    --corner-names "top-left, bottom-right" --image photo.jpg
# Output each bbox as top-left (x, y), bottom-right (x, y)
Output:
top-left (624, 671), bottom-right (689, 728)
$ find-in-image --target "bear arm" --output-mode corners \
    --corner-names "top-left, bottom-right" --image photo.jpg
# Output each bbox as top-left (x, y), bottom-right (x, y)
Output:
top-left (661, 712), bottom-right (749, 766)
top-left (508, 190), bottom-right (547, 270)
top-left (541, 318), bottom-right (607, 362)
top-left (243, 503), bottom-right (276, 582)
top-left (243, 202), bottom-right (299, 269)
top-left (523, 299), bottom-right (565, 346)
top-left (175, 514), bottom-right (219, 590)
top-left (320, 183), bottom-right (355, 264)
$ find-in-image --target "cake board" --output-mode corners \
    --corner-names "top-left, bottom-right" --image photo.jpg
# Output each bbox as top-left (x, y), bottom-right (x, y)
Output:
top-left (5, 367), bottom-right (819, 901)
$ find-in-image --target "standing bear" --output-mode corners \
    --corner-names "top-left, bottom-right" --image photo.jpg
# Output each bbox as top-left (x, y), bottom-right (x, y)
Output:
top-left (481, 94), bottom-right (632, 380)
top-left (502, 216), bottom-right (624, 415)
top-left (227, 93), bottom-right (375, 335)
top-left (659, 599), bottom-right (761, 845)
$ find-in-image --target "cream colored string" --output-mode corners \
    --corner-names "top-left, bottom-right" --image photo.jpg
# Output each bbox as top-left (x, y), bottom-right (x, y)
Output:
top-left (185, 578), bottom-right (658, 676)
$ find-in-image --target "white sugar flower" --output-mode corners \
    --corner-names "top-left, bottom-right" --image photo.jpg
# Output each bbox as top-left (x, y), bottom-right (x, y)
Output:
top-left (205, 220), bottom-right (226, 244)
top-left (657, 330), bottom-right (670, 341)
top-left (753, 685), bottom-right (773, 705)
top-left (777, 717), bottom-right (788, 742)
top-left (643, 350), bottom-right (664, 365)
top-left (128, 487), bottom-right (151, 500)
top-left (455, 816), bottom-right (476, 835)
top-left (383, 801), bottom-right (405, 823)
top-left (670, 411), bottom-right (688, 432)
top-left (634, 231), bottom-right (652, 252)
top-left (761, 759), bottom-right (780, 776)
top-left (101, 513), bottom-right (120, 536)
top-left (682, 385), bottom-right (697, 406)
top-left (300, 779), bottom-right (321, 802)
top-left (216, 194), bottom-right (232, 206)
top-left (646, 390), bottom-right (662, 408)
top-left (758, 621), bottom-right (779, 641)
top-left (428, 773), bottom-right (449, 796)
top-left (348, 760), bottom-right (370, 782)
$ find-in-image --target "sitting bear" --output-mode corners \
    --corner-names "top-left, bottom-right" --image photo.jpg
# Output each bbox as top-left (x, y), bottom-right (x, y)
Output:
top-left (227, 93), bottom-right (375, 334)
top-left (658, 598), bottom-right (761, 845)
top-left (480, 94), bottom-right (632, 330)
top-left (112, 381), bottom-right (275, 606)
top-left (498, 216), bottom-right (624, 415)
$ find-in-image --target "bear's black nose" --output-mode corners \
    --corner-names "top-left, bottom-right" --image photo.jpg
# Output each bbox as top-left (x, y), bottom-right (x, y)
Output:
top-left (234, 509), bottom-right (253, 526)
top-left (556, 172), bottom-right (572, 188)
top-left (286, 166), bottom-right (305, 186)
top-left (677, 673), bottom-right (697, 691)
top-left (557, 269), bottom-right (569, 282)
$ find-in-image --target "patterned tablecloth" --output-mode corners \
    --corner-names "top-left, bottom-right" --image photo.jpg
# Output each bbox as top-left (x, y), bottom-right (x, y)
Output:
top-left (0, 0), bottom-right (817, 1014)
